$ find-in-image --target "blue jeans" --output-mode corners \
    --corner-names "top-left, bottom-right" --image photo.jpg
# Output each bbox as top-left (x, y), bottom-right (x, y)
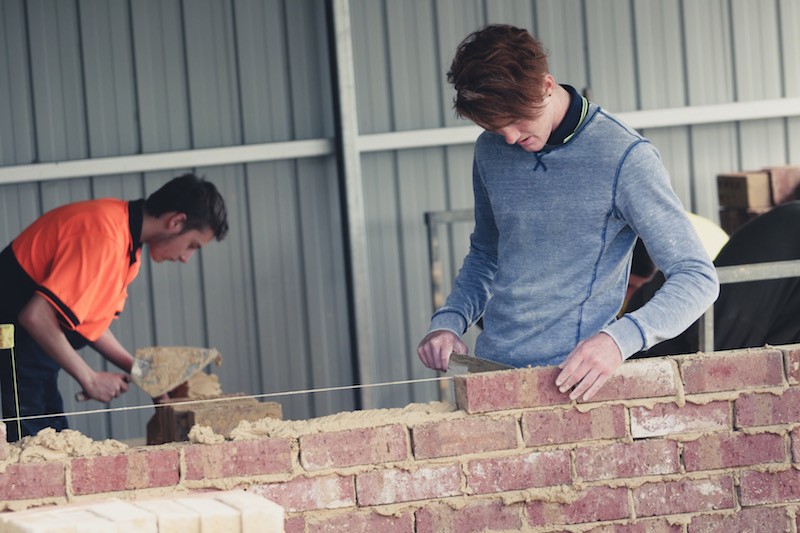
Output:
top-left (0, 325), bottom-right (68, 441)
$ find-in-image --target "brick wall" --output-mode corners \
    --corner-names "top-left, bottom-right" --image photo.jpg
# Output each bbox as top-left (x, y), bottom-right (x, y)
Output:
top-left (2, 346), bottom-right (800, 532)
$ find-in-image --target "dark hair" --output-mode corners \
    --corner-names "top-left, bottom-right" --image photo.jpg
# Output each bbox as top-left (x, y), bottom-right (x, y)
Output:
top-left (447, 24), bottom-right (550, 129)
top-left (631, 239), bottom-right (657, 278)
top-left (145, 173), bottom-right (228, 240)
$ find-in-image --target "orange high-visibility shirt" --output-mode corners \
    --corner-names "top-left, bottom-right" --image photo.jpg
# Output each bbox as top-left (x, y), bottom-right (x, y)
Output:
top-left (10, 199), bottom-right (142, 342)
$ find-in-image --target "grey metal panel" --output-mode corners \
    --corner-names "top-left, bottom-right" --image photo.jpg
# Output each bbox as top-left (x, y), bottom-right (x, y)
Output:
top-left (360, 151), bottom-right (410, 407)
top-left (386, 0), bottom-right (441, 131)
top-left (27, 0), bottom-right (88, 162)
top-left (79, 0), bottom-right (139, 158)
top-left (246, 160), bottom-right (314, 418)
top-left (433, 0), bottom-right (483, 128)
top-left (233, 0), bottom-right (293, 143)
top-left (351, 0), bottom-right (393, 134)
top-left (731, 0), bottom-right (786, 169)
top-left (296, 157), bottom-right (355, 416)
top-left (632, 0), bottom-right (692, 209)
top-left (0, 1), bottom-right (39, 244)
top-left (584, 0), bottom-right (637, 112)
top-left (396, 148), bottom-right (449, 403)
top-left (130, 0), bottom-right (192, 152)
top-left (485, 0), bottom-right (534, 27)
top-left (781, 0), bottom-right (800, 164)
top-left (683, 0), bottom-right (736, 220)
top-left (534, 0), bottom-right (587, 89)
top-left (285, 0), bottom-right (336, 139)
top-left (0, 0), bottom-right (35, 166)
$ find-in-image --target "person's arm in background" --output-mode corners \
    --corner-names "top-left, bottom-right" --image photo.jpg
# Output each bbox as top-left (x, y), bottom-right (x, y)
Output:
top-left (418, 154), bottom-right (498, 370)
top-left (18, 293), bottom-right (129, 402)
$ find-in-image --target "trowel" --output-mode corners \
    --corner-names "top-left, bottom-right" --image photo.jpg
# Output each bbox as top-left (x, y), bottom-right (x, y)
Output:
top-left (76, 346), bottom-right (222, 401)
top-left (449, 352), bottom-right (513, 373)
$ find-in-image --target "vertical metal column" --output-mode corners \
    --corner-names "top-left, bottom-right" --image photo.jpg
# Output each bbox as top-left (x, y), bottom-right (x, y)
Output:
top-left (328, 0), bottom-right (376, 408)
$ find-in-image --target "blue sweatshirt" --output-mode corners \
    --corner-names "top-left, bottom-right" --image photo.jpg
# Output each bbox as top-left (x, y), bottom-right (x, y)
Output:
top-left (429, 103), bottom-right (720, 367)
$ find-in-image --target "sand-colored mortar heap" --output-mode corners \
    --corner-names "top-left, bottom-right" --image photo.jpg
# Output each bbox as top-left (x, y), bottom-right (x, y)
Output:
top-left (2, 345), bottom-right (800, 531)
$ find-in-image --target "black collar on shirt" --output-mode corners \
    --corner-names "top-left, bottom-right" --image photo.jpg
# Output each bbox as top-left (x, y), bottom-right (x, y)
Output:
top-left (546, 84), bottom-right (585, 147)
top-left (128, 199), bottom-right (144, 266)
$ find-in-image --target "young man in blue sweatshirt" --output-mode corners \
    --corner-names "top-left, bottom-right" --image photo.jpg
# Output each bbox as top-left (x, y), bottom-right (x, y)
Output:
top-left (417, 25), bottom-right (719, 401)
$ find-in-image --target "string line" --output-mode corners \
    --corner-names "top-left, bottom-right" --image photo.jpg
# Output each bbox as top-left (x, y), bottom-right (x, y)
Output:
top-left (0, 375), bottom-right (453, 424)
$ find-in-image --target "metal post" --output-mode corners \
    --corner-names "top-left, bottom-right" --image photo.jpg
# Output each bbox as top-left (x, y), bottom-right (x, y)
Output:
top-left (328, 0), bottom-right (376, 408)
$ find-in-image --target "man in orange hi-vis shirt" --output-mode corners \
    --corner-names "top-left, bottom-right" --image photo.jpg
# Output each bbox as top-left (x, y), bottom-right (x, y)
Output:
top-left (0, 174), bottom-right (228, 441)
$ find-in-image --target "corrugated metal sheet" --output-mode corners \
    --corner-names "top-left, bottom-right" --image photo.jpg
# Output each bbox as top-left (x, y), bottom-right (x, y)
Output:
top-left (0, 0), bottom-right (798, 442)
top-left (0, 0), bottom-right (352, 442)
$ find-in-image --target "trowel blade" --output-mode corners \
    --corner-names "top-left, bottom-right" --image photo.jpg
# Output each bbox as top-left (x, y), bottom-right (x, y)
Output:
top-left (131, 346), bottom-right (222, 398)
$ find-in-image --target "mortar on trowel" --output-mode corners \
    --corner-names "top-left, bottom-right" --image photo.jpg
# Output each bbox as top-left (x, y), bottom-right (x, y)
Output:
top-left (141, 346), bottom-right (282, 445)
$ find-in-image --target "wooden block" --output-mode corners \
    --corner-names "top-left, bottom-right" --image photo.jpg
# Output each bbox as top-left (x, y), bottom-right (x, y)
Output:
top-left (764, 165), bottom-right (800, 205)
top-left (146, 395), bottom-right (282, 445)
top-left (717, 171), bottom-right (771, 208)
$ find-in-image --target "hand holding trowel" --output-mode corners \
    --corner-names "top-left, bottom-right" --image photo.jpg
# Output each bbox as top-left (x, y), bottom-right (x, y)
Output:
top-left (76, 346), bottom-right (222, 402)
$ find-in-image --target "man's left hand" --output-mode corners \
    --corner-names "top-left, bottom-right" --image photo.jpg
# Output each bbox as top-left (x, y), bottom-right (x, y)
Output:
top-left (556, 332), bottom-right (622, 401)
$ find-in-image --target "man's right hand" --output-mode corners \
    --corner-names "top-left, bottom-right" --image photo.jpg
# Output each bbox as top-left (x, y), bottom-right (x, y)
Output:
top-left (81, 371), bottom-right (130, 402)
top-left (417, 330), bottom-right (468, 372)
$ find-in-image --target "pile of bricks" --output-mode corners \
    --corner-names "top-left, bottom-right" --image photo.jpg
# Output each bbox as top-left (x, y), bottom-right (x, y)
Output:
top-left (0, 490), bottom-right (283, 532)
top-left (1, 345), bottom-right (800, 531)
top-left (717, 165), bottom-right (800, 234)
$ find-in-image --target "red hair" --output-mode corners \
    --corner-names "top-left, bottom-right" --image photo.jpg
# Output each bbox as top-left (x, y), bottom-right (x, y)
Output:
top-left (447, 25), bottom-right (550, 129)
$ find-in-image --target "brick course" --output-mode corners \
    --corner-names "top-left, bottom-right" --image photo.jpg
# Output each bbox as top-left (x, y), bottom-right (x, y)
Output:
top-left (0, 346), bottom-right (798, 531)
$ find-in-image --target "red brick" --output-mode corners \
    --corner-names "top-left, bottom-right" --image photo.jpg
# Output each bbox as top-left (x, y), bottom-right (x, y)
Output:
top-left (356, 465), bottom-right (461, 505)
top-left (784, 347), bottom-right (800, 384)
top-left (454, 367), bottom-right (569, 414)
top-left (792, 427), bottom-right (800, 462)
top-left (466, 450), bottom-right (570, 494)
top-left (630, 401), bottom-right (729, 438)
top-left (522, 405), bottom-right (626, 446)
top-left (412, 416), bottom-right (517, 459)
top-left (588, 358), bottom-right (677, 402)
top-left (300, 424), bottom-right (408, 470)
top-left (70, 450), bottom-right (176, 497)
top-left (688, 507), bottom-right (791, 532)
top-left (586, 519), bottom-right (681, 533)
top-left (735, 389), bottom-right (800, 427)
top-left (681, 349), bottom-right (784, 393)
top-left (126, 448), bottom-right (180, 489)
top-left (284, 516), bottom-right (305, 533)
top-left (306, 510), bottom-right (414, 532)
top-left (633, 476), bottom-right (735, 517)
top-left (184, 437), bottom-right (292, 480)
top-left (739, 469), bottom-right (800, 505)
top-left (252, 474), bottom-right (355, 512)
top-left (576, 440), bottom-right (679, 481)
top-left (71, 454), bottom-right (127, 495)
top-left (415, 500), bottom-right (523, 533)
top-left (683, 432), bottom-right (785, 471)
top-left (0, 463), bottom-right (66, 501)
top-left (526, 486), bottom-right (628, 527)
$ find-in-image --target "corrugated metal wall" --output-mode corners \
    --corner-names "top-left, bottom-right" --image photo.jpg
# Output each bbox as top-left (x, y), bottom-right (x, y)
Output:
top-left (0, 0), bottom-right (798, 441)
top-left (0, 0), bottom-right (353, 441)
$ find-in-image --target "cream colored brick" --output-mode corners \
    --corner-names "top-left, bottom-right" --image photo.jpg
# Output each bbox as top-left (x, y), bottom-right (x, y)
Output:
top-left (175, 497), bottom-right (241, 533)
top-left (82, 501), bottom-right (157, 533)
top-left (0, 509), bottom-right (114, 533)
top-left (132, 500), bottom-right (201, 533)
top-left (213, 491), bottom-right (284, 533)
